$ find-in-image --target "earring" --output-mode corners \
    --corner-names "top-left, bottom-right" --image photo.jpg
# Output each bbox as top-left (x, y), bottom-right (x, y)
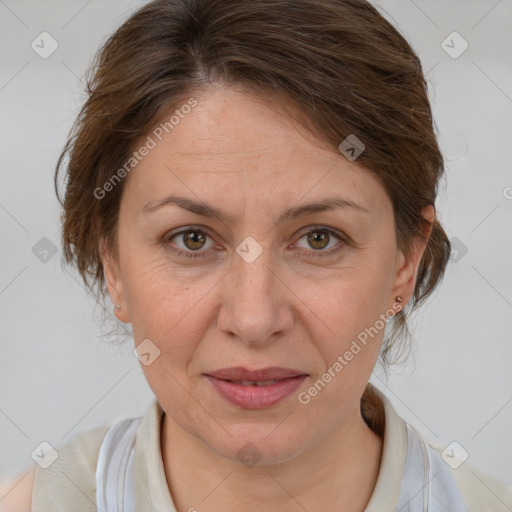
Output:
top-left (395, 296), bottom-right (403, 302)
top-left (114, 304), bottom-right (121, 310)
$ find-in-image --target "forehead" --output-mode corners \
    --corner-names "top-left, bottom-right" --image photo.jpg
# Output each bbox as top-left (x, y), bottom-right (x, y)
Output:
top-left (122, 86), bottom-right (388, 216)
top-left (159, 86), bottom-right (330, 165)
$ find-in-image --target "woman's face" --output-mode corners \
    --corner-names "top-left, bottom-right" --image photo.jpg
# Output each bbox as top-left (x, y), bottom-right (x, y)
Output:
top-left (103, 86), bottom-right (429, 465)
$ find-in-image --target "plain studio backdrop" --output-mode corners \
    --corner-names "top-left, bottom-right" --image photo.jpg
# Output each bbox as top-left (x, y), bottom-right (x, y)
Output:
top-left (1, 0), bottom-right (511, 488)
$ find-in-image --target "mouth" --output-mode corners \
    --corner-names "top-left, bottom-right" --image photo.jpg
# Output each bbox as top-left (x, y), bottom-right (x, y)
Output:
top-left (222, 379), bottom-right (284, 386)
top-left (204, 367), bottom-right (308, 409)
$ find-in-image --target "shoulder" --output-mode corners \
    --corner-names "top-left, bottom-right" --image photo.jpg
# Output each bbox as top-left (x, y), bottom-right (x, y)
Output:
top-left (33, 423), bottom-right (111, 511)
top-left (428, 441), bottom-right (512, 512)
top-left (372, 386), bottom-right (512, 511)
top-left (448, 461), bottom-right (512, 511)
top-left (1, 423), bottom-right (111, 512)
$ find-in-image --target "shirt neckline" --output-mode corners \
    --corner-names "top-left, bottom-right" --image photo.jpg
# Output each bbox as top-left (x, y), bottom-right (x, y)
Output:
top-left (133, 383), bottom-right (408, 511)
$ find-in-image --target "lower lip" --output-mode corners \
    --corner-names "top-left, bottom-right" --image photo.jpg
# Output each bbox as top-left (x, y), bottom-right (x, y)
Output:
top-left (206, 375), bottom-right (307, 409)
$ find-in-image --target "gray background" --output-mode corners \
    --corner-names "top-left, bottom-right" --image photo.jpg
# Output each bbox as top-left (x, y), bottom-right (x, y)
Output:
top-left (1, 0), bottom-right (511, 490)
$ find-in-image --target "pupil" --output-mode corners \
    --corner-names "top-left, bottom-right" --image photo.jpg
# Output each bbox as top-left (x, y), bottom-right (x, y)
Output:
top-left (308, 231), bottom-right (328, 249)
top-left (186, 231), bottom-right (205, 249)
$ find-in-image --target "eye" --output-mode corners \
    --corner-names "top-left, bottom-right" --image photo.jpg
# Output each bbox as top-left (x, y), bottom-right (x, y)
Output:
top-left (163, 228), bottom-right (216, 259)
top-left (163, 226), bottom-right (347, 260)
top-left (293, 227), bottom-right (345, 257)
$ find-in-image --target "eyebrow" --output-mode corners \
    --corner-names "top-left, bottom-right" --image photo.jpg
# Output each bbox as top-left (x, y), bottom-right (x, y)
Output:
top-left (143, 194), bottom-right (370, 223)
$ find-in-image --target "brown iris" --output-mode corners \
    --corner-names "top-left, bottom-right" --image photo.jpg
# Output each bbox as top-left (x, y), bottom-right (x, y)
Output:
top-left (182, 230), bottom-right (207, 250)
top-left (307, 231), bottom-right (330, 250)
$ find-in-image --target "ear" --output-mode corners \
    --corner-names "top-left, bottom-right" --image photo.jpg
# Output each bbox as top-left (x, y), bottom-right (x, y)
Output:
top-left (99, 237), bottom-right (131, 323)
top-left (391, 205), bottom-right (435, 306)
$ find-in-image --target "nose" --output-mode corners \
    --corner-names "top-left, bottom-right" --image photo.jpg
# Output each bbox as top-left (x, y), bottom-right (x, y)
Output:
top-left (216, 242), bottom-right (294, 347)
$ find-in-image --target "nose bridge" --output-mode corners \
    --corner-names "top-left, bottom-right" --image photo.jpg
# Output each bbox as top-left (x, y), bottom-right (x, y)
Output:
top-left (236, 238), bottom-right (274, 297)
top-left (218, 237), bottom-right (291, 344)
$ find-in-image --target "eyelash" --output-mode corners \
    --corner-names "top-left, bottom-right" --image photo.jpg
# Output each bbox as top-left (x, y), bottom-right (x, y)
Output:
top-left (162, 226), bottom-right (347, 260)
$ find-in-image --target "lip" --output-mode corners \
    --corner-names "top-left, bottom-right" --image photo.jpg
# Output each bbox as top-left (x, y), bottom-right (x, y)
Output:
top-left (205, 367), bottom-right (308, 409)
top-left (206, 366), bottom-right (306, 381)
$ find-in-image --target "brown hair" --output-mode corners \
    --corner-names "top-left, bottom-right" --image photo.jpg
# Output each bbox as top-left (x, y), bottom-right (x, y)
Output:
top-left (55, 0), bottom-right (451, 366)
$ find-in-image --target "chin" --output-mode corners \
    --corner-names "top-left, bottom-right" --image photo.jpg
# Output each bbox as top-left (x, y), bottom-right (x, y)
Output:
top-left (203, 423), bottom-right (312, 467)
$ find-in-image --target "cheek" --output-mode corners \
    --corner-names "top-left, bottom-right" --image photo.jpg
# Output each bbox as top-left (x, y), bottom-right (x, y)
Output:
top-left (309, 247), bottom-right (395, 319)
top-left (297, 281), bottom-right (388, 415)
top-left (120, 250), bottom-right (206, 357)
top-left (301, 249), bottom-right (396, 369)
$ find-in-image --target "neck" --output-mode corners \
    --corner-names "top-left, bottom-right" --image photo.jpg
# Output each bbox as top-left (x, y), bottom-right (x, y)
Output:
top-left (161, 404), bottom-right (383, 512)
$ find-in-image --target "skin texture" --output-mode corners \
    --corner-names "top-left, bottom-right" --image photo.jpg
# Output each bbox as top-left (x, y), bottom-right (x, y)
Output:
top-left (102, 85), bottom-right (434, 512)
top-left (0, 467), bottom-right (34, 512)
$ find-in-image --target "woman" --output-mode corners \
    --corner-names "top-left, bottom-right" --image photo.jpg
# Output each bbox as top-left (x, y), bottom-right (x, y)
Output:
top-left (2, 0), bottom-right (511, 510)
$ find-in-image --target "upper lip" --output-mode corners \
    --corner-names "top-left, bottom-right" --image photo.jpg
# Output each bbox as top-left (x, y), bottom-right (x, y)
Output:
top-left (205, 367), bottom-right (307, 381)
